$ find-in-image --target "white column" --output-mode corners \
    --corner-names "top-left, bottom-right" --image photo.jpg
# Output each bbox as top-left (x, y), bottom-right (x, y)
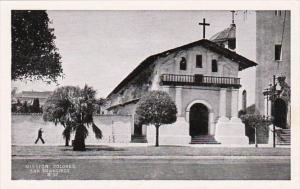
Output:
top-left (219, 88), bottom-right (228, 121)
top-left (231, 89), bottom-right (239, 118)
top-left (142, 125), bottom-right (147, 136)
top-left (264, 97), bottom-right (268, 116)
top-left (130, 114), bottom-right (135, 135)
top-left (162, 86), bottom-right (169, 94)
top-left (268, 99), bottom-right (272, 117)
top-left (208, 112), bottom-right (215, 135)
top-left (175, 87), bottom-right (183, 116)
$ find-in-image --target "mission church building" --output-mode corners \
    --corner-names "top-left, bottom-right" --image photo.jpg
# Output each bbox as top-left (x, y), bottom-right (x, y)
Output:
top-left (106, 17), bottom-right (257, 145)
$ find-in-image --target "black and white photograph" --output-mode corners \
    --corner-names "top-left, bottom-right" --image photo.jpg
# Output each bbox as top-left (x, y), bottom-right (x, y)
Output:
top-left (0, 1), bottom-right (299, 188)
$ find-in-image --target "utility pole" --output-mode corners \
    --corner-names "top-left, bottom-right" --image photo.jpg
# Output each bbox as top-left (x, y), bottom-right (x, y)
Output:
top-left (273, 75), bottom-right (276, 148)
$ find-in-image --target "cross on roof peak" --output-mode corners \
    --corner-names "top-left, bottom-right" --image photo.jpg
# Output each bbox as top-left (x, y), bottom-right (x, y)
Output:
top-left (198, 18), bottom-right (210, 39)
top-left (231, 10), bottom-right (236, 25)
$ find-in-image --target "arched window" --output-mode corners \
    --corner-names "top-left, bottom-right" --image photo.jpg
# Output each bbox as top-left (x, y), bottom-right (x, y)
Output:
top-left (180, 57), bottom-right (187, 70)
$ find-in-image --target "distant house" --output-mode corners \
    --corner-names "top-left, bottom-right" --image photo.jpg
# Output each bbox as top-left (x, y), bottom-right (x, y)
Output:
top-left (12, 91), bottom-right (53, 106)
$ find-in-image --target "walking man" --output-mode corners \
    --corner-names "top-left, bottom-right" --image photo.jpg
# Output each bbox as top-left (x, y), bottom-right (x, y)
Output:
top-left (35, 128), bottom-right (45, 144)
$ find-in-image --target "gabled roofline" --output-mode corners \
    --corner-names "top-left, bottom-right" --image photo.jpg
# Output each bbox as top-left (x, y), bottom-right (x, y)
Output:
top-left (107, 39), bottom-right (257, 98)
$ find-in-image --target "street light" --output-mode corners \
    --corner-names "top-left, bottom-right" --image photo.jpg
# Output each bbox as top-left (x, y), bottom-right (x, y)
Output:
top-left (263, 75), bottom-right (282, 148)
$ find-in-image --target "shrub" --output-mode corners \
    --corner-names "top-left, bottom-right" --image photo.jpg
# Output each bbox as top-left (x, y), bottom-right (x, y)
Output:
top-left (240, 114), bottom-right (272, 144)
top-left (135, 90), bottom-right (177, 146)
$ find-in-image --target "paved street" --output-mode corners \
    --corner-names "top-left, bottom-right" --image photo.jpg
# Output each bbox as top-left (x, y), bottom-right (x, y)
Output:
top-left (11, 145), bottom-right (290, 180)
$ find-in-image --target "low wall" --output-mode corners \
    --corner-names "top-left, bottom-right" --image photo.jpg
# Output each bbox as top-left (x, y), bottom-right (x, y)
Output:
top-left (147, 117), bottom-right (191, 145)
top-left (12, 113), bottom-right (132, 145)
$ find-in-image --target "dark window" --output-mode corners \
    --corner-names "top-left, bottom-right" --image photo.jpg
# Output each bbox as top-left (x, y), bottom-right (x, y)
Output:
top-left (180, 57), bottom-right (187, 70)
top-left (275, 44), bottom-right (282, 60)
top-left (196, 55), bottom-right (202, 68)
top-left (212, 59), bottom-right (218, 72)
top-left (275, 10), bottom-right (277, 15)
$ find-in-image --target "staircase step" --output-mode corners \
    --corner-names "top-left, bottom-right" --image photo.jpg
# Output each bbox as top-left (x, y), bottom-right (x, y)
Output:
top-left (190, 135), bottom-right (220, 144)
top-left (276, 129), bottom-right (291, 146)
top-left (131, 135), bottom-right (147, 143)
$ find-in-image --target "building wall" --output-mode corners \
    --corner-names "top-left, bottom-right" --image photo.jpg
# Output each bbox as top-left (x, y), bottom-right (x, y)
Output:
top-left (108, 44), bottom-right (240, 110)
top-left (155, 46), bottom-right (239, 81)
top-left (255, 10), bottom-right (291, 114)
top-left (153, 45), bottom-right (239, 118)
top-left (106, 44), bottom-right (242, 143)
top-left (12, 114), bottom-right (132, 145)
top-left (180, 86), bottom-right (220, 121)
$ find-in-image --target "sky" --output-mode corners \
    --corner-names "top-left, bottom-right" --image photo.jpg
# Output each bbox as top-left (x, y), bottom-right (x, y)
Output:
top-left (12, 10), bottom-right (256, 107)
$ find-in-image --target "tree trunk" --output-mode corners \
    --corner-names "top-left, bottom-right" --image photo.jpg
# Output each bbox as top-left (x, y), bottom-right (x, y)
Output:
top-left (73, 125), bottom-right (86, 151)
top-left (155, 125), bottom-right (159, 147)
top-left (65, 138), bottom-right (69, 146)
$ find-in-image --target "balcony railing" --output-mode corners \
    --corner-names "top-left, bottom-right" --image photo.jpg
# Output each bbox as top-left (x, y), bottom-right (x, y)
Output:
top-left (160, 74), bottom-right (241, 88)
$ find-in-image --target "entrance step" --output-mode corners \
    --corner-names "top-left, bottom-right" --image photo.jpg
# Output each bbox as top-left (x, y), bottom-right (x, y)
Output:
top-left (190, 135), bottom-right (220, 144)
top-left (275, 129), bottom-right (291, 145)
top-left (130, 135), bottom-right (148, 143)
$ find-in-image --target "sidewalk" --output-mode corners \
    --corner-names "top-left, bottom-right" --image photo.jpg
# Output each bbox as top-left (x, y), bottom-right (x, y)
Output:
top-left (12, 144), bottom-right (291, 158)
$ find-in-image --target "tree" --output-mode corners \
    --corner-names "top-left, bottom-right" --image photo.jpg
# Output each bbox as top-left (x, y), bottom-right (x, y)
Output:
top-left (43, 85), bottom-right (103, 150)
top-left (240, 114), bottom-right (272, 144)
top-left (31, 98), bottom-right (40, 113)
top-left (135, 90), bottom-right (177, 147)
top-left (22, 101), bottom-right (29, 113)
top-left (11, 10), bottom-right (63, 83)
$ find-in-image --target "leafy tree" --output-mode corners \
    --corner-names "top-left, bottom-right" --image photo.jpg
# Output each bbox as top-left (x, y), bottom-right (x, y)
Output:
top-left (241, 114), bottom-right (272, 144)
top-left (11, 10), bottom-right (63, 83)
top-left (15, 99), bottom-right (22, 113)
top-left (22, 101), bottom-right (29, 113)
top-left (43, 85), bottom-right (102, 150)
top-left (11, 104), bottom-right (17, 113)
top-left (31, 98), bottom-right (40, 113)
top-left (135, 90), bottom-right (177, 146)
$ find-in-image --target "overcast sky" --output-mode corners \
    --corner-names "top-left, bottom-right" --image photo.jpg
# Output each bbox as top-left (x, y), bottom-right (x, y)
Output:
top-left (12, 10), bottom-right (256, 107)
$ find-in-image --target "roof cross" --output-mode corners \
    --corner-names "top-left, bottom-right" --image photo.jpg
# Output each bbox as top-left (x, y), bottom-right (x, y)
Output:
top-left (231, 10), bottom-right (236, 24)
top-left (198, 18), bottom-right (210, 39)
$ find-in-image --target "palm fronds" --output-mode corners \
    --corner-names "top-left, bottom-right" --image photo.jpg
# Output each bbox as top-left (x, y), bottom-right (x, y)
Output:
top-left (92, 122), bottom-right (103, 139)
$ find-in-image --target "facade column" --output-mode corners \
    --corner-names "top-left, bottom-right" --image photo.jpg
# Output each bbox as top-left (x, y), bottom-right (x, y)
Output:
top-left (162, 86), bottom-right (169, 94)
top-left (142, 125), bottom-right (147, 136)
top-left (175, 87), bottom-right (183, 116)
top-left (130, 114), bottom-right (135, 136)
top-left (231, 89), bottom-right (239, 118)
top-left (264, 96), bottom-right (268, 116)
top-left (268, 99), bottom-right (272, 117)
top-left (208, 112), bottom-right (215, 135)
top-left (219, 88), bottom-right (228, 121)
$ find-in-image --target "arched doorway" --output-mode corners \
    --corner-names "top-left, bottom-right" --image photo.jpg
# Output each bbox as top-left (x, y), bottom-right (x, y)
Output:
top-left (272, 98), bottom-right (287, 129)
top-left (189, 103), bottom-right (209, 136)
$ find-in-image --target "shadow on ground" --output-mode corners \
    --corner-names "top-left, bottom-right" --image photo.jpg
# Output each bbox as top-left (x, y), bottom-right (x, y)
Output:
top-left (62, 145), bottom-right (125, 152)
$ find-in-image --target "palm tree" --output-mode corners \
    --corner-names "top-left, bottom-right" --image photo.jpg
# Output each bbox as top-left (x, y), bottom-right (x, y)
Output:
top-left (43, 85), bottom-right (102, 150)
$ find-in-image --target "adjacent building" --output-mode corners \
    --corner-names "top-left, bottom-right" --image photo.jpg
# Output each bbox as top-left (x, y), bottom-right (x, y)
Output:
top-left (12, 90), bottom-right (53, 106)
top-left (255, 10), bottom-right (291, 128)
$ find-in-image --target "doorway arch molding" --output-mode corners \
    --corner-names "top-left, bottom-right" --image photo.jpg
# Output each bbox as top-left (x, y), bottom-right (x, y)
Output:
top-left (185, 99), bottom-right (215, 135)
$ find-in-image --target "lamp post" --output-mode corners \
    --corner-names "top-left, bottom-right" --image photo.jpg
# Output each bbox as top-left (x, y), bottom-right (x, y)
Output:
top-left (263, 75), bottom-right (282, 148)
